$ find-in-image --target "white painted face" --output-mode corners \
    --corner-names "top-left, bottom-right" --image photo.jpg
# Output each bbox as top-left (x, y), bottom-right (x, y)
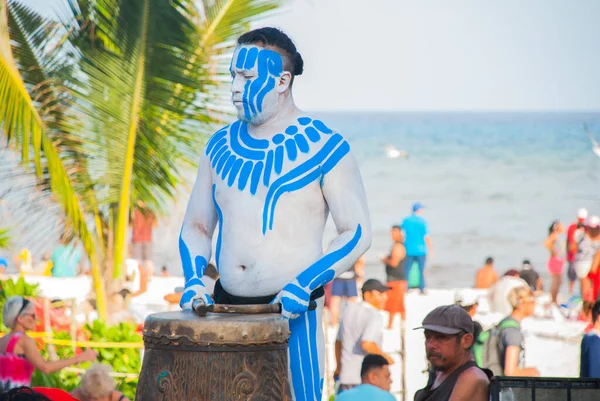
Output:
top-left (230, 45), bottom-right (287, 125)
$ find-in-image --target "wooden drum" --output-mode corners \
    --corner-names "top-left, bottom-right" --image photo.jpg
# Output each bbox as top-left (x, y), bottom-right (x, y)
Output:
top-left (135, 309), bottom-right (291, 401)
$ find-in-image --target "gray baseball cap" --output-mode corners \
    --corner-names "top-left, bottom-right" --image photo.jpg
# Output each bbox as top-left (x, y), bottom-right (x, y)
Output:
top-left (414, 305), bottom-right (474, 335)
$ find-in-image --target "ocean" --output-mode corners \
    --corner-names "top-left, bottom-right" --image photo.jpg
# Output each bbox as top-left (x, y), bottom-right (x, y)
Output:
top-left (154, 112), bottom-right (600, 291)
top-left (3, 112), bottom-right (600, 292)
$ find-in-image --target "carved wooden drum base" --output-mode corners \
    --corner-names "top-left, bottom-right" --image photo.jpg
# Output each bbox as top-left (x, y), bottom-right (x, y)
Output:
top-left (135, 311), bottom-right (291, 401)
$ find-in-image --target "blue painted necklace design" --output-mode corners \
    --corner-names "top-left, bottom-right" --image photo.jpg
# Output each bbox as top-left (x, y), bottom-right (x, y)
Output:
top-left (205, 117), bottom-right (350, 234)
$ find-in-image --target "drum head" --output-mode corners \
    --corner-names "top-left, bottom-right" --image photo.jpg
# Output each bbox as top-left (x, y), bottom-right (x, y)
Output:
top-left (142, 310), bottom-right (290, 348)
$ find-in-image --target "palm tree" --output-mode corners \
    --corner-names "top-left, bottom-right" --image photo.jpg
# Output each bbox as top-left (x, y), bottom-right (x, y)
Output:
top-left (0, 0), bottom-right (281, 320)
top-left (0, 227), bottom-right (10, 249)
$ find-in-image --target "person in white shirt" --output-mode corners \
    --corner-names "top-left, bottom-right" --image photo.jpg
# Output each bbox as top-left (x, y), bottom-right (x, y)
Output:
top-left (334, 279), bottom-right (393, 392)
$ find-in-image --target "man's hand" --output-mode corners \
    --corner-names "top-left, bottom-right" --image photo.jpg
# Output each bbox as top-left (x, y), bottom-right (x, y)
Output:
top-left (180, 279), bottom-right (213, 310)
top-left (272, 281), bottom-right (310, 320)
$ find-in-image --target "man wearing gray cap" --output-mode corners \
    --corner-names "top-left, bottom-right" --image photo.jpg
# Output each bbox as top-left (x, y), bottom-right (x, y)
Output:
top-left (414, 305), bottom-right (491, 401)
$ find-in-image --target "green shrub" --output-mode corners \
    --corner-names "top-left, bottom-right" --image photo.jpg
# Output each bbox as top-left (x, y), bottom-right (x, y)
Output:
top-left (31, 320), bottom-right (142, 399)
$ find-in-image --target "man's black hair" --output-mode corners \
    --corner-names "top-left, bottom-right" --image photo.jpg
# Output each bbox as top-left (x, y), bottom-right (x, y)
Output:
top-left (592, 300), bottom-right (600, 324)
top-left (485, 257), bottom-right (494, 265)
top-left (392, 225), bottom-right (402, 231)
top-left (360, 354), bottom-right (389, 378)
top-left (0, 387), bottom-right (51, 401)
top-left (237, 27), bottom-right (304, 80)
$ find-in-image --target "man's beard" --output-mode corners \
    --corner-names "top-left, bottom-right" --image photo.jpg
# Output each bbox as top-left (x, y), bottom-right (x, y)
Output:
top-left (427, 351), bottom-right (448, 371)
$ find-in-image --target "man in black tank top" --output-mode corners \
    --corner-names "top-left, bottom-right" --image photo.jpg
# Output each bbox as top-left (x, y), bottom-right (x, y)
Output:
top-left (414, 305), bottom-right (491, 401)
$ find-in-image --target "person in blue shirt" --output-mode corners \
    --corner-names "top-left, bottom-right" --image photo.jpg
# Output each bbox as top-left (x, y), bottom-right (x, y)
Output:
top-left (581, 300), bottom-right (600, 378)
top-left (401, 202), bottom-right (431, 294)
top-left (51, 238), bottom-right (82, 278)
top-left (336, 354), bottom-right (395, 401)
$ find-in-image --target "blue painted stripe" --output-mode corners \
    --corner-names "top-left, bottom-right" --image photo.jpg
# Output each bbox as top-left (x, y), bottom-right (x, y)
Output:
top-left (288, 324), bottom-right (306, 401)
top-left (185, 277), bottom-right (205, 288)
top-left (250, 161), bottom-right (264, 195)
top-left (267, 51), bottom-right (283, 75)
top-left (236, 47), bottom-right (247, 69)
top-left (221, 155), bottom-right (236, 181)
top-left (230, 119), bottom-right (265, 160)
top-left (244, 47), bottom-right (258, 69)
top-left (239, 122), bottom-right (269, 149)
top-left (297, 225), bottom-right (362, 288)
top-left (208, 138), bottom-right (227, 163)
top-left (309, 269), bottom-right (335, 291)
top-left (263, 134), bottom-right (343, 232)
top-left (179, 233), bottom-right (194, 283)
top-left (298, 117), bottom-right (312, 126)
top-left (205, 129), bottom-right (227, 156)
top-left (285, 138), bottom-right (298, 162)
top-left (263, 150), bottom-right (273, 187)
top-left (180, 290), bottom-right (195, 307)
top-left (249, 53), bottom-right (270, 114)
top-left (238, 161), bottom-right (253, 191)
top-left (273, 134), bottom-right (285, 145)
top-left (274, 145), bottom-right (284, 174)
top-left (304, 126), bottom-right (321, 143)
top-left (255, 77), bottom-right (275, 113)
top-left (295, 134), bottom-right (310, 153)
top-left (268, 168), bottom-right (321, 231)
top-left (269, 134), bottom-right (342, 193)
top-left (307, 310), bottom-right (322, 401)
top-left (227, 158), bottom-right (244, 187)
top-left (242, 81), bottom-right (251, 120)
top-left (212, 184), bottom-right (223, 267)
top-left (285, 125), bottom-right (299, 135)
top-left (313, 120), bottom-right (333, 134)
top-left (210, 145), bottom-right (228, 168)
top-left (321, 141), bottom-right (350, 175)
top-left (194, 255), bottom-right (207, 278)
top-left (285, 283), bottom-right (310, 302)
top-left (294, 315), bottom-right (314, 401)
top-left (215, 150), bottom-right (231, 175)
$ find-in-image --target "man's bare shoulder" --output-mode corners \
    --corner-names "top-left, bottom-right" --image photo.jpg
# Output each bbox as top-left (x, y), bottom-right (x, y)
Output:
top-left (463, 366), bottom-right (491, 383)
top-left (449, 366), bottom-right (490, 401)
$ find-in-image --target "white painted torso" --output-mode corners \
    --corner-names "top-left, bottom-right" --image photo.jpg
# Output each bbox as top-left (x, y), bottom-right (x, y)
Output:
top-left (207, 116), bottom-right (340, 296)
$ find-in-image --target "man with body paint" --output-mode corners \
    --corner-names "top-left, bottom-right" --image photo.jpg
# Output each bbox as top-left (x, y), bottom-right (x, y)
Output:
top-left (178, 27), bottom-right (371, 401)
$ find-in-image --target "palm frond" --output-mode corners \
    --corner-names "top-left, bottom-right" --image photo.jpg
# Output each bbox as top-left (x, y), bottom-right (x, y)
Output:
top-left (0, 0), bottom-right (97, 261)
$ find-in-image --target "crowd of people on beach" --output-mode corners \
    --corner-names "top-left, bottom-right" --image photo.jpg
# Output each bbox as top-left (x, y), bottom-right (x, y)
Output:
top-left (3, 201), bottom-right (600, 400)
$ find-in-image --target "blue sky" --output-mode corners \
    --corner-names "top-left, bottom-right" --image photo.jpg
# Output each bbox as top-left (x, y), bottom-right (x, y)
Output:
top-left (21, 0), bottom-right (600, 111)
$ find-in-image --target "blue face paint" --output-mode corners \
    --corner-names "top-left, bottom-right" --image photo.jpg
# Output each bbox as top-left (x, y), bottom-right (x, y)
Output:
top-left (231, 47), bottom-right (283, 122)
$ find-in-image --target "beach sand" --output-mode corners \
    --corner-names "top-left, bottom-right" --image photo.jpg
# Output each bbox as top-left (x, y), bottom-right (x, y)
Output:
top-left (10, 275), bottom-right (586, 400)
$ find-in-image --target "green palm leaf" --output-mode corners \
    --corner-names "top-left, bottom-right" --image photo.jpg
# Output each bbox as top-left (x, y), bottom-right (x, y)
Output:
top-left (0, 0), bottom-right (96, 261)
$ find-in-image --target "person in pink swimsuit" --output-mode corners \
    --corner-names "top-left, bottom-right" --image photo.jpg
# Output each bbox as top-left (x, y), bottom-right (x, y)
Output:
top-left (0, 296), bottom-right (97, 392)
top-left (544, 220), bottom-right (565, 304)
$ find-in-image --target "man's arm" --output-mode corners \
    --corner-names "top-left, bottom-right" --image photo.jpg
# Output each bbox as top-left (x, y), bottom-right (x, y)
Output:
top-left (383, 243), bottom-right (405, 266)
top-left (361, 341), bottom-right (394, 364)
top-left (334, 340), bottom-right (342, 378)
top-left (274, 147), bottom-right (372, 319)
top-left (504, 346), bottom-right (540, 376)
top-left (448, 367), bottom-right (489, 401)
top-left (179, 154), bottom-right (218, 309)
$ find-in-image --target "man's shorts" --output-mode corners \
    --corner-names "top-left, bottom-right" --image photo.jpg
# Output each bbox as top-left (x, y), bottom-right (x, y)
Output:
top-left (331, 279), bottom-right (358, 298)
top-left (567, 261), bottom-right (578, 282)
top-left (132, 242), bottom-right (152, 262)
